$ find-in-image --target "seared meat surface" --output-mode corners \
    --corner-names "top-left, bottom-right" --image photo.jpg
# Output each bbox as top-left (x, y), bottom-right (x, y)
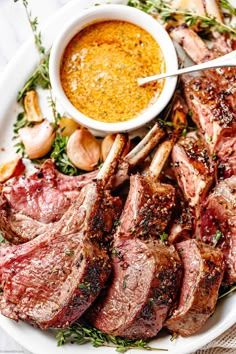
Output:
top-left (0, 123), bottom-right (165, 244)
top-left (87, 172), bottom-right (182, 339)
top-left (200, 176), bottom-right (236, 284)
top-left (171, 26), bottom-right (236, 112)
top-left (166, 239), bottom-right (224, 336)
top-left (0, 135), bottom-right (126, 329)
top-left (172, 132), bottom-right (214, 209)
top-left (183, 76), bottom-right (235, 155)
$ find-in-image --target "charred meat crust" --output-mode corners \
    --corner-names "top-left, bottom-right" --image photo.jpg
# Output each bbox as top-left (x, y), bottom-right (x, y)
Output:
top-left (165, 240), bottom-right (224, 337)
top-left (87, 239), bottom-right (182, 339)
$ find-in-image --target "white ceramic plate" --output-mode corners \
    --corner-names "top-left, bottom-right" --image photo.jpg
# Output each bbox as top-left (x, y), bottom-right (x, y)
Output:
top-left (0, 1), bottom-right (235, 353)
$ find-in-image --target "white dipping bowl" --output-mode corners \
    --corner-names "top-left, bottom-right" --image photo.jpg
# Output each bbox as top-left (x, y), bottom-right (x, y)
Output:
top-left (49, 4), bottom-right (178, 135)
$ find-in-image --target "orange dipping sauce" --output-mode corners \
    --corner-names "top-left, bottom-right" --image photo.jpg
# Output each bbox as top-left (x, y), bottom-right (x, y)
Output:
top-left (60, 21), bottom-right (165, 123)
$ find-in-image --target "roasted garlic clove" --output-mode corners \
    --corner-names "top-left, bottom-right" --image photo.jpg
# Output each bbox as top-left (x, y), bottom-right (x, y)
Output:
top-left (19, 119), bottom-right (55, 159)
top-left (58, 117), bottom-right (80, 137)
top-left (67, 129), bottom-right (101, 171)
top-left (24, 90), bottom-right (43, 122)
top-left (0, 157), bottom-right (25, 183)
top-left (101, 134), bottom-right (130, 161)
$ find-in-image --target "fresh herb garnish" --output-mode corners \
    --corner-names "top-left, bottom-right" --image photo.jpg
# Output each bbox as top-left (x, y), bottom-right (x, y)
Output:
top-left (0, 231), bottom-right (6, 244)
top-left (122, 274), bottom-right (129, 289)
top-left (212, 153), bottom-right (218, 161)
top-left (65, 250), bottom-right (74, 256)
top-left (15, 0), bottom-right (50, 101)
top-left (14, 0), bottom-right (45, 55)
top-left (114, 220), bottom-right (121, 227)
top-left (128, 0), bottom-right (236, 36)
top-left (160, 232), bottom-right (168, 242)
top-left (17, 55), bottom-right (50, 101)
top-left (78, 283), bottom-right (89, 290)
top-left (56, 321), bottom-right (167, 352)
top-left (50, 134), bottom-right (79, 176)
top-left (220, 0), bottom-right (236, 16)
top-left (13, 112), bottom-right (32, 135)
top-left (213, 230), bottom-right (222, 247)
top-left (14, 141), bottom-right (26, 156)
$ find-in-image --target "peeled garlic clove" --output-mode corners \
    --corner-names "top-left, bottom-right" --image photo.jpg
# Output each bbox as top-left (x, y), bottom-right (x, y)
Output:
top-left (0, 157), bottom-right (25, 183)
top-left (67, 129), bottom-right (101, 171)
top-left (24, 90), bottom-right (43, 122)
top-left (19, 119), bottom-right (55, 159)
top-left (58, 117), bottom-right (80, 137)
top-left (101, 134), bottom-right (116, 162)
top-left (102, 134), bottom-right (130, 161)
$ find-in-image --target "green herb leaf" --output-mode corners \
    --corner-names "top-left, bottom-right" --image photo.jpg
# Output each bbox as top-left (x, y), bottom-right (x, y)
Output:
top-left (122, 275), bottom-right (129, 289)
top-left (212, 153), bottom-right (217, 161)
top-left (213, 230), bottom-right (222, 247)
top-left (220, 0), bottom-right (236, 16)
top-left (65, 250), bottom-right (74, 256)
top-left (0, 232), bottom-right (6, 244)
top-left (160, 232), bottom-right (168, 242)
top-left (56, 321), bottom-right (167, 351)
top-left (114, 220), bottom-right (121, 227)
top-left (17, 54), bottom-right (50, 101)
top-left (13, 112), bottom-right (32, 135)
top-left (128, 0), bottom-right (236, 36)
top-left (50, 134), bottom-right (80, 176)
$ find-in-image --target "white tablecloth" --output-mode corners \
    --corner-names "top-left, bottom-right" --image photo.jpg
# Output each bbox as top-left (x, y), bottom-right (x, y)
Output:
top-left (0, 0), bottom-right (235, 353)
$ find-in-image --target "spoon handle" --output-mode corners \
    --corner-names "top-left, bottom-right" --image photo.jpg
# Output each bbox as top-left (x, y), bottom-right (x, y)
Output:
top-left (138, 50), bottom-right (236, 86)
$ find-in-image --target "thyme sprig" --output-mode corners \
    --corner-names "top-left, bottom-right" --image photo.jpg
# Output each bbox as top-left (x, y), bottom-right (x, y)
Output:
top-left (128, 0), bottom-right (236, 36)
top-left (220, 0), bottom-right (236, 16)
top-left (17, 54), bottom-right (50, 101)
top-left (50, 134), bottom-right (79, 176)
top-left (14, 0), bottom-right (45, 55)
top-left (14, 0), bottom-right (50, 101)
top-left (56, 321), bottom-right (167, 352)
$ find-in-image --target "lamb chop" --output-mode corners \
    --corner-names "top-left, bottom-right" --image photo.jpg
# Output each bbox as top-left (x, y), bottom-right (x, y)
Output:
top-left (87, 139), bottom-right (182, 340)
top-left (171, 26), bottom-right (236, 112)
top-left (0, 123), bottom-right (165, 244)
top-left (166, 239), bottom-right (224, 337)
top-left (0, 134), bottom-right (127, 329)
top-left (200, 175), bottom-right (236, 284)
top-left (171, 131), bottom-right (215, 237)
top-left (182, 75), bottom-right (236, 160)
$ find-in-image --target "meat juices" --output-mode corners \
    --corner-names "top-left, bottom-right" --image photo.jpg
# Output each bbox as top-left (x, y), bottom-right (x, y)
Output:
top-left (87, 173), bottom-right (182, 339)
top-left (0, 135), bottom-right (127, 329)
top-left (166, 240), bottom-right (224, 337)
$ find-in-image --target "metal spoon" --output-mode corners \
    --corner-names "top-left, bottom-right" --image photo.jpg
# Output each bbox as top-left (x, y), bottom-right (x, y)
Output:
top-left (138, 50), bottom-right (236, 86)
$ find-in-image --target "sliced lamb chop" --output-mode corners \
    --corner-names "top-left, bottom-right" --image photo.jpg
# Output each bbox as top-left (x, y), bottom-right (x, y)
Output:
top-left (200, 175), bottom-right (236, 284)
top-left (171, 26), bottom-right (236, 111)
top-left (171, 132), bottom-right (215, 238)
top-left (168, 188), bottom-right (193, 244)
top-left (0, 123), bottom-right (165, 244)
top-left (87, 140), bottom-right (182, 340)
top-left (217, 135), bottom-right (236, 179)
top-left (0, 160), bottom-right (97, 244)
top-left (0, 134), bottom-right (127, 329)
top-left (182, 75), bottom-right (236, 155)
top-left (165, 239), bottom-right (224, 337)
